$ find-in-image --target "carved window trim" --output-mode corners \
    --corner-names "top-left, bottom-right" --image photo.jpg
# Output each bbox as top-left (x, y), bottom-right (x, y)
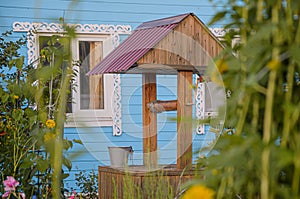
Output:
top-left (13, 22), bottom-right (132, 136)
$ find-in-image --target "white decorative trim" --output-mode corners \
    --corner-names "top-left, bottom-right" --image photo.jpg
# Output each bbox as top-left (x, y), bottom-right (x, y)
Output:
top-left (112, 74), bottom-right (122, 136)
top-left (13, 22), bottom-right (131, 34)
top-left (210, 28), bottom-right (241, 48)
top-left (209, 28), bottom-right (227, 38)
top-left (25, 31), bottom-right (39, 67)
top-left (209, 28), bottom-right (240, 38)
top-left (13, 21), bottom-right (130, 136)
top-left (196, 82), bottom-right (205, 134)
top-left (13, 22), bottom-right (131, 67)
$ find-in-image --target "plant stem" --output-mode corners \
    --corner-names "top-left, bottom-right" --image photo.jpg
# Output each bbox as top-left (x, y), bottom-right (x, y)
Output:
top-left (216, 172), bottom-right (226, 199)
top-left (256, 0), bottom-right (264, 22)
top-left (48, 53), bottom-right (54, 118)
top-left (281, 0), bottom-right (294, 148)
top-left (261, 2), bottom-right (280, 199)
top-left (235, 94), bottom-right (250, 135)
top-left (251, 96), bottom-right (259, 134)
top-left (292, 147), bottom-right (300, 197)
top-left (281, 64), bottom-right (294, 147)
top-left (52, 65), bottom-right (71, 199)
top-left (262, 69), bottom-right (277, 144)
top-left (235, 0), bottom-right (249, 136)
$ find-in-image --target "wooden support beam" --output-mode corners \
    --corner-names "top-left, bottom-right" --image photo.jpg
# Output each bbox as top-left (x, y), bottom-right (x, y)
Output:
top-left (177, 70), bottom-right (193, 169)
top-left (147, 100), bottom-right (177, 113)
top-left (142, 73), bottom-right (157, 168)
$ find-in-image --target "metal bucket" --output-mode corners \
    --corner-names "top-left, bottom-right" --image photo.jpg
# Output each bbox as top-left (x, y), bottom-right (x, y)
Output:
top-left (108, 146), bottom-right (133, 167)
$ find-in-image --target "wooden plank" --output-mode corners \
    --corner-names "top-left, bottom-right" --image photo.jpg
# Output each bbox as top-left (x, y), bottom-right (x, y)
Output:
top-left (89, 41), bottom-right (103, 109)
top-left (177, 71), bottom-right (193, 169)
top-left (98, 165), bottom-right (199, 198)
top-left (169, 30), bottom-right (176, 65)
top-left (106, 172), bottom-right (112, 199)
top-left (98, 167), bottom-right (101, 199)
top-left (137, 14), bottom-right (224, 71)
top-left (101, 170), bottom-right (107, 199)
top-left (111, 173), bottom-right (117, 199)
top-left (142, 73), bottom-right (158, 168)
top-left (180, 15), bottom-right (194, 65)
top-left (147, 100), bottom-right (177, 113)
top-left (193, 19), bottom-right (202, 67)
top-left (117, 174), bottom-right (123, 199)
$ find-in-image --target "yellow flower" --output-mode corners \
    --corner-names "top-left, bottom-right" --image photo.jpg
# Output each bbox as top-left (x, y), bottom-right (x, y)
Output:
top-left (45, 119), bottom-right (56, 129)
top-left (212, 169), bottom-right (218, 176)
top-left (210, 68), bottom-right (224, 87)
top-left (44, 132), bottom-right (55, 143)
top-left (215, 59), bottom-right (228, 74)
top-left (267, 59), bottom-right (280, 70)
top-left (13, 95), bottom-right (19, 99)
top-left (182, 185), bottom-right (215, 199)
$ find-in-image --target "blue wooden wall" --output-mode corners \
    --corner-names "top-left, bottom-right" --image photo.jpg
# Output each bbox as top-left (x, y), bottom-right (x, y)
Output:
top-left (0, 0), bottom-right (222, 192)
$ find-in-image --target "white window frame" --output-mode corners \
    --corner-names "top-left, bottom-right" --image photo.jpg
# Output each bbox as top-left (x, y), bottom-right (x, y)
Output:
top-left (13, 22), bottom-right (132, 135)
top-left (69, 35), bottom-right (114, 127)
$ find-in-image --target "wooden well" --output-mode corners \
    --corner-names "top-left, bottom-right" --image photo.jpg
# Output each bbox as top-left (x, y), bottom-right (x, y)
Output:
top-left (89, 13), bottom-right (224, 199)
top-left (98, 165), bottom-right (200, 199)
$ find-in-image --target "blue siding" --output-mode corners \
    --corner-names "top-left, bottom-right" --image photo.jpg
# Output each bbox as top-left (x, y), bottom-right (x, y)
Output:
top-left (0, 0), bottom-right (221, 31)
top-left (1, 0), bottom-right (222, 193)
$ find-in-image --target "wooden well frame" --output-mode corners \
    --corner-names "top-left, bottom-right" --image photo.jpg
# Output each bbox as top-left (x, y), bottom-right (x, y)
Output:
top-left (95, 13), bottom-right (224, 199)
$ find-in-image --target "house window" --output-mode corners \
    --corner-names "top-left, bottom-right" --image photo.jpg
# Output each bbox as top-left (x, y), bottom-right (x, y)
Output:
top-left (38, 35), bottom-right (73, 113)
top-left (36, 34), bottom-right (115, 127)
top-left (78, 40), bottom-right (104, 110)
top-left (13, 22), bottom-right (131, 135)
top-left (70, 35), bottom-right (115, 127)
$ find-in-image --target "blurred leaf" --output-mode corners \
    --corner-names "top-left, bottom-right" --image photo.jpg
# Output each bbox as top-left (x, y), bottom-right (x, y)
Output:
top-left (61, 173), bottom-right (70, 180)
top-left (208, 11), bottom-right (227, 26)
top-left (36, 66), bottom-right (57, 81)
top-left (63, 156), bottom-right (72, 171)
top-left (8, 59), bottom-right (15, 69)
top-left (16, 56), bottom-right (24, 70)
top-left (73, 139), bottom-right (83, 145)
top-left (19, 156), bottom-right (34, 169)
top-left (63, 138), bottom-right (73, 150)
top-left (290, 45), bottom-right (300, 66)
top-left (1, 93), bottom-right (9, 103)
top-left (36, 158), bottom-right (50, 173)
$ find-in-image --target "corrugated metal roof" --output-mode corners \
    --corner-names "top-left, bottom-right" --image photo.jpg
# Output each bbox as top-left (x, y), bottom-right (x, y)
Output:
top-left (136, 13), bottom-right (191, 30)
top-left (86, 13), bottom-right (191, 75)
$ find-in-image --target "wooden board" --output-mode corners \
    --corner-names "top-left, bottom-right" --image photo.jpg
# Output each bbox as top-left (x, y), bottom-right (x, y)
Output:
top-left (177, 71), bottom-right (193, 169)
top-left (142, 73), bottom-right (157, 168)
top-left (137, 15), bottom-right (224, 72)
top-left (98, 165), bottom-right (200, 199)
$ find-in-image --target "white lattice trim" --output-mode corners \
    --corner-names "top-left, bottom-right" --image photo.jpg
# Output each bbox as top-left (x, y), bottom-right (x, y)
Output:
top-left (209, 28), bottom-right (240, 38)
top-left (112, 74), bottom-right (122, 136)
top-left (13, 22), bottom-right (131, 34)
top-left (195, 82), bottom-right (205, 134)
top-left (13, 22), bottom-right (131, 67)
top-left (209, 28), bottom-right (227, 38)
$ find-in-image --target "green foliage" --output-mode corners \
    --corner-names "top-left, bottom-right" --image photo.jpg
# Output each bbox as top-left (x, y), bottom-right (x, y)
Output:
top-left (74, 170), bottom-right (98, 198)
top-left (0, 31), bottom-right (41, 196)
top-left (193, 0), bottom-right (300, 198)
top-left (28, 24), bottom-right (78, 198)
top-left (0, 25), bottom-right (79, 198)
top-left (121, 170), bottom-right (175, 199)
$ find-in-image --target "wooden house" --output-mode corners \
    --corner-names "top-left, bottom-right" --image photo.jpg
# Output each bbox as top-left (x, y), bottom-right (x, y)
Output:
top-left (0, 0), bottom-right (227, 193)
